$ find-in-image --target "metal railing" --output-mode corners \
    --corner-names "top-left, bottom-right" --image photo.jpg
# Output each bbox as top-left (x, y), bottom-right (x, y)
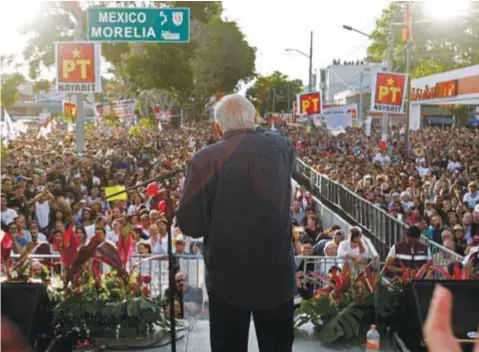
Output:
top-left (294, 158), bottom-right (464, 263)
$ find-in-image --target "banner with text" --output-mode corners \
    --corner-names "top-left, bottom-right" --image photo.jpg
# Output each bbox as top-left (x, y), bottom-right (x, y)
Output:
top-left (321, 104), bottom-right (358, 129)
top-left (97, 99), bottom-right (136, 119)
top-left (296, 91), bottom-right (322, 116)
top-left (55, 41), bottom-right (102, 93)
top-left (370, 72), bottom-right (407, 114)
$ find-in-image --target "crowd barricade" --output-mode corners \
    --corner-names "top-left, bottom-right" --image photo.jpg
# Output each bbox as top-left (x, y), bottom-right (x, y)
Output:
top-left (294, 158), bottom-right (464, 264)
top-left (6, 253), bottom-right (382, 299)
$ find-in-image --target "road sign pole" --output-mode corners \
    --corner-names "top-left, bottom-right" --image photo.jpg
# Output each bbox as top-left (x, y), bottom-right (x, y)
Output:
top-left (75, 12), bottom-right (85, 155)
top-left (382, 18), bottom-right (394, 144)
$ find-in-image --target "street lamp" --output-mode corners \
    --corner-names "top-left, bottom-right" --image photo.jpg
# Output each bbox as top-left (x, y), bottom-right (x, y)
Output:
top-left (342, 24), bottom-right (372, 39)
top-left (285, 30), bottom-right (314, 92)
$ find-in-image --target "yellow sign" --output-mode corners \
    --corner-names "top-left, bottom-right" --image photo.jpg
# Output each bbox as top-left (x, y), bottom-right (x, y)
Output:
top-left (105, 185), bottom-right (127, 201)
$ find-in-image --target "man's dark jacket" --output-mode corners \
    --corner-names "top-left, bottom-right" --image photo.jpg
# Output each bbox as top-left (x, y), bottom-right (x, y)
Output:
top-left (176, 127), bottom-right (296, 311)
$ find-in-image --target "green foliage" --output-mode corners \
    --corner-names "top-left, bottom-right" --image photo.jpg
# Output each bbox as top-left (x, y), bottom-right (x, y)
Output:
top-left (50, 270), bottom-right (167, 339)
top-left (1, 73), bottom-right (26, 109)
top-left (367, 1), bottom-right (479, 77)
top-left (246, 71), bottom-right (303, 116)
top-left (296, 266), bottom-right (403, 345)
top-left (32, 79), bottom-right (53, 94)
top-left (20, 1), bottom-right (255, 121)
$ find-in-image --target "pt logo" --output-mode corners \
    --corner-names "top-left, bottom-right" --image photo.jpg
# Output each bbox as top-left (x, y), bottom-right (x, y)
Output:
top-left (299, 92), bottom-right (321, 115)
top-left (62, 47), bottom-right (92, 81)
top-left (378, 76), bottom-right (401, 103)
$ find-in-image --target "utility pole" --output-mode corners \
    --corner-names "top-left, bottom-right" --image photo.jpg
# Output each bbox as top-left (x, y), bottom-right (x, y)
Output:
top-left (74, 11), bottom-right (85, 155)
top-left (272, 87), bottom-right (276, 113)
top-left (382, 16), bottom-right (394, 144)
top-left (359, 71), bottom-right (364, 126)
top-left (404, 3), bottom-right (412, 156)
top-left (309, 30), bottom-right (313, 92)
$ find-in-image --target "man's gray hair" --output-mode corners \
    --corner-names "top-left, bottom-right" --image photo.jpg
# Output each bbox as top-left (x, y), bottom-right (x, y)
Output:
top-left (214, 94), bottom-right (256, 133)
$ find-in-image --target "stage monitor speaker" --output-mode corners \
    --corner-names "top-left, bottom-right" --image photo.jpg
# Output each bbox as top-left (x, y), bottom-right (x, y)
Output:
top-left (395, 280), bottom-right (479, 352)
top-left (1, 282), bottom-right (53, 349)
top-left (170, 115), bottom-right (181, 129)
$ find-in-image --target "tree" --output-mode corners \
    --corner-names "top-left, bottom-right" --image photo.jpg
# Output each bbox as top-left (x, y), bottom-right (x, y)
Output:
top-left (32, 79), bottom-right (53, 94)
top-left (20, 1), bottom-right (255, 120)
top-left (1, 73), bottom-right (26, 109)
top-left (246, 71), bottom-right (303, 116)
top-left (367, 1), bottom-right (479, 77)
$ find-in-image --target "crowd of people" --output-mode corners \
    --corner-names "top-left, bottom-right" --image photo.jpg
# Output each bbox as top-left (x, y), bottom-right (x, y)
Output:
top-left (1, 120), bottom-right (478, 292)
top-left (289, 124), bottom-right (479, 258)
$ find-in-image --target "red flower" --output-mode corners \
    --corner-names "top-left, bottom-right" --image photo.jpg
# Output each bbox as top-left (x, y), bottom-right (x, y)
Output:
top-left (142, 286), bottom-right (149, 296)
top-left (142, 275), bottom-right (152, 284)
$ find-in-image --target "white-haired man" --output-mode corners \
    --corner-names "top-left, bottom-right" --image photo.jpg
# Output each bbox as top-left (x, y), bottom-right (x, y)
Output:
top-left (177, 94), bottom-right (296, 351)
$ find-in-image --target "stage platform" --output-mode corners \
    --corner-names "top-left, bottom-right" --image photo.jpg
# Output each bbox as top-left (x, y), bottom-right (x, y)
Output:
top-left (148, 319), bottom-right (390, 352)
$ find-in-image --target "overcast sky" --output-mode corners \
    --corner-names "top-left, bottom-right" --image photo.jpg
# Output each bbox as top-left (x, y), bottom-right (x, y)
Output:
top-left (0, 0), bottom-right (390, 84)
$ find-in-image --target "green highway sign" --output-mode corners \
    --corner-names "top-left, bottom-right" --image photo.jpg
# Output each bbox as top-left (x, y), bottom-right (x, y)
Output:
top-left (87, 8), bottom-right (190, 43)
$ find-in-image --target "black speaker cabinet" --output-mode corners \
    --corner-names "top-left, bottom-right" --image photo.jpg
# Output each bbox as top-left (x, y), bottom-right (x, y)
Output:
top-left (1, 282), bottom-right (53, 349)
top-left (395, 280), bottom-right (479, 352)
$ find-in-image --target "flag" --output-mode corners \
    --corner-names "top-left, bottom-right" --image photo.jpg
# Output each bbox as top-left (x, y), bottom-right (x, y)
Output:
top-left (402, 3), bottom-right (412, 43)
top-left (105, 185), bottom-right (127, 201)
top-left (118, 226), bottom-right (133, 266)
top-left (61, 225), bottom-right (79, 266)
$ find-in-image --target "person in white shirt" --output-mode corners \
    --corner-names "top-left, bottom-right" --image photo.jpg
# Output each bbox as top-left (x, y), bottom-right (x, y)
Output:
top-left (148, 224), bottom-right (168, 254)
top-left (28, 221), bottom-right (48, 243)
top-left (463, 182), bottom-right (479, 210)
top-left (1, 193), bottom-right (18, 230)
top-left (107, 220), bottom-right (122, 244)
top-left (372, 151), bottom-right (391, 166)
top-left (338, 228), bottom-right (369, 269)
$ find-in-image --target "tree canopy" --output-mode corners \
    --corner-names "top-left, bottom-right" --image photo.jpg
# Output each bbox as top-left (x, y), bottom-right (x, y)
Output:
top-left (20, 1), bottom-right (256, 120)
top-left (246, 71), bottom-right (303, 117)
top-left (367, 1), bottom-right (479, 77)
top-left (1, 73), bottom-right (26, 110)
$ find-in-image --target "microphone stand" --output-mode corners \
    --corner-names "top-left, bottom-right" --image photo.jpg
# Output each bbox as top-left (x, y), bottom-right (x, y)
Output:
top-left (102, 168), bottom-right (182, 351)
top-left (165, 189), bottom-right (177, 352)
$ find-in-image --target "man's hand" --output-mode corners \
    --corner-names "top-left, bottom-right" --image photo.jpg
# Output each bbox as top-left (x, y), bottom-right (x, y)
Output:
top-left (424, 285), bottom-right (479, 352)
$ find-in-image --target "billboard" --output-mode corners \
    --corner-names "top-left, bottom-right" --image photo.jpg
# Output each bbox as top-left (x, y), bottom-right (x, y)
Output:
top-left (63, 102), bottom-right (77, 119)
top-left (296, 92), bottom-right (322, 116)
top-left (321, 104), bottom-right (358, 128)
top-left (370, 72), bottom-right (408, 113)
top-left (97, 99), bottom-right (136, 119)
top-left (55, 41), bottom-right (102, 93)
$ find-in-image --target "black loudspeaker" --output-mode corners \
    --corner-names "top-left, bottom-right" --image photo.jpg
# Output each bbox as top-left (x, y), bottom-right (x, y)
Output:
top-left (395, 280), bottom-right (479, 352)
top-left (170, 115), bottom-right (181, 129)
top-left (1, 282), bottom-right (54, 350)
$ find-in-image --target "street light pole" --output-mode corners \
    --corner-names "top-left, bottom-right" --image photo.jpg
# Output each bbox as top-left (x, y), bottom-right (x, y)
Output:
top-left (285, 30), bottom-right (314, 92)
top-left (342, 25), bottom-right (372, 39)
top-left (309, 31), bottom-right (313, 92)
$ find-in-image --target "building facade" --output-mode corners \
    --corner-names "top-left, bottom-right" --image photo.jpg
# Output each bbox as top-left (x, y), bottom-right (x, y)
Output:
top-left (322, 62), bottom-right (386, 104)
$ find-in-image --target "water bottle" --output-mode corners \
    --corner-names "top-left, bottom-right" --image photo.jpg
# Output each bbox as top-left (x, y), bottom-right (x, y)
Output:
top-left (366, 324), bottom-right (380, 351)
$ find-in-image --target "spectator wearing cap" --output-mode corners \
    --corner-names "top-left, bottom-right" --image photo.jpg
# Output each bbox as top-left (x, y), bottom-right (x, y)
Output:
top-left (385, 226), bottom-right (432, 277)
top-left (173, 234), bottom-right (190, 256)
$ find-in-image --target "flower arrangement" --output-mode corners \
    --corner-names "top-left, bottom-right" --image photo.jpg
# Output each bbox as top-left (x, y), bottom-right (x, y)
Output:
top-left (2, 229), bottom-right (177, 350)
top-left (295, 257), bottom-right (479, 345)
top-left (295, 261), bottom-right (403, 345)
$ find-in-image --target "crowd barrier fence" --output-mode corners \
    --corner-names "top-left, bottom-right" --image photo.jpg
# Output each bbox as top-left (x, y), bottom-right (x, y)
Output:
top-left (294, 158), bottom-right (464, 264)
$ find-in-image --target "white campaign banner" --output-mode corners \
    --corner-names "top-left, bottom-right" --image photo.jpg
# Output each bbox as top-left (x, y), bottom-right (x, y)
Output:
top-left (319, 104), bottom-right (358, 129)
top-left (99, 99), bottom-right (136, 119)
